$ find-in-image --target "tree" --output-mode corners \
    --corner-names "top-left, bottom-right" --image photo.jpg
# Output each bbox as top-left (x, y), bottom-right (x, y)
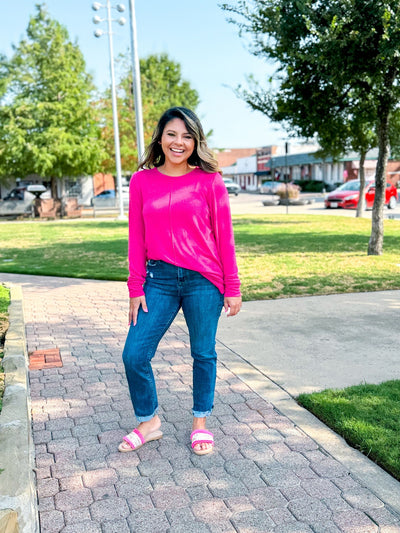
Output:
top-left (0, 4), bottom-right (105, 197)
top-left (222, 0), bottom-right (400, 254)
top-left (308, 97), bottom-right (378, 217)
top-left (96, 53), bottom-right (200, 173)
top-left (240, 70), bottom-right (377, 217)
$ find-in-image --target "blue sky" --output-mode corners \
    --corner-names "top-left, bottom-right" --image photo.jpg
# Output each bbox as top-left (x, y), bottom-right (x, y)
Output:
top-left (1, 1), bottom-right (289, 149)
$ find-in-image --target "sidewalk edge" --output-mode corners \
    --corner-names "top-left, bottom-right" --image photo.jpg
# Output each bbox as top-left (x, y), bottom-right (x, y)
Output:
top-left (214, 339), bottom-right (400, 516)
top-left (0, 283), bottom-right (39, 533)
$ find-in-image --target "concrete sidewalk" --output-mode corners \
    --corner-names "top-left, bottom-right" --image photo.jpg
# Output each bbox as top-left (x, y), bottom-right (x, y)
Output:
top-left (216, 291), bottom-right (400, 397)
top-left (1, 273), bottom-right (400, 533)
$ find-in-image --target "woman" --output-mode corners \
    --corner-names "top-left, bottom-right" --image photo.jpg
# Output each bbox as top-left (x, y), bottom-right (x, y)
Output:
top-left (120, 107), bottom-right (242, 455)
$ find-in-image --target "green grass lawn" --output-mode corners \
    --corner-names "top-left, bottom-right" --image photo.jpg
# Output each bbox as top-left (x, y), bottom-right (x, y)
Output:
top-left (298, 381), bottom-right (400, 481)
top-left (0, 284), bottom-right (10, 412)
top-left (0, 215), bottom-right (399, 300)
top-left (233, 215), bottom-right (400, 299)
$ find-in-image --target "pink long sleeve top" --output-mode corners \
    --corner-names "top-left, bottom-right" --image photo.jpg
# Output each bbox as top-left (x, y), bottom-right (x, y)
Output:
top-left (127, 166), bottom-right (241, 298)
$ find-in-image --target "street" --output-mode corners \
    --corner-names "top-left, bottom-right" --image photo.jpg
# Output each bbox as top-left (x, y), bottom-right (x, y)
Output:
top-left (228, 191), bottom-right (400, 218)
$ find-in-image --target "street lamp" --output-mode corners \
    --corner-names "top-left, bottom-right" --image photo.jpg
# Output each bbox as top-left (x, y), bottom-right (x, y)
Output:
top-left (92, 1), bottom-right (126, 220)
top-left (127, 0), bottom-right (145, 161)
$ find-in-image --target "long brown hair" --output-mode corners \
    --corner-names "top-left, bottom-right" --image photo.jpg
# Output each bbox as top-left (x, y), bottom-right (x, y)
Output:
top-left (139, 107), bottom-right (220, 173)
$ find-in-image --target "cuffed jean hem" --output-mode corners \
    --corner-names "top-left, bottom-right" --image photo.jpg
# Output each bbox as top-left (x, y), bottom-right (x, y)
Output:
top-left (192, 409), bottom-right (212, 418)
top-left (135, 408), bottom-right (158, 423)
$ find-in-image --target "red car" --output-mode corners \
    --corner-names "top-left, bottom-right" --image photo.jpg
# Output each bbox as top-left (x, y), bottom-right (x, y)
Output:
top-left (324, 179), bottom-right (398, 209)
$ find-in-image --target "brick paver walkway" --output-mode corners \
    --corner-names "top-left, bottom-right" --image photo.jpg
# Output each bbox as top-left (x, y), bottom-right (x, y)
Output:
top-left (7, 275), bottom-right (400, 532)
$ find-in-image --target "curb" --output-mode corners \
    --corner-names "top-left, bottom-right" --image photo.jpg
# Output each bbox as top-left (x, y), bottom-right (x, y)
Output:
top-left (174, 314), bottom-right (400, 517)
top-left (0, 284), bottom-right (39, 533)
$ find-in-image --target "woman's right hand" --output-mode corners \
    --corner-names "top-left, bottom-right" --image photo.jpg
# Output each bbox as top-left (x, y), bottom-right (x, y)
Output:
top-left (129, 296), bottom-right (148, 326)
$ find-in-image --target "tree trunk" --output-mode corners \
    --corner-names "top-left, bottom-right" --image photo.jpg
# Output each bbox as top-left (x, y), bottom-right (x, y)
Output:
top-left (368, 108), bottom-right (390, 255)
top-left (50, 177), bottom-right (59, 200)
top-left (60, 177), bottom-right (66, 218)
top-left (356, 150), bottom-right (366, 218)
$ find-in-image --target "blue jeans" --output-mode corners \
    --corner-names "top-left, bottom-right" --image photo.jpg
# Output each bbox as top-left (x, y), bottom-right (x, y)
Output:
top-left (122, 260), bottom-right (224, 423)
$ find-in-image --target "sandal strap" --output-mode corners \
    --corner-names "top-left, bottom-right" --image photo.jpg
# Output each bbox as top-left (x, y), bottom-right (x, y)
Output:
top-left (123, 428), bottom-right (145, 450)
top-left (191, 429), bottom-right (214, 448)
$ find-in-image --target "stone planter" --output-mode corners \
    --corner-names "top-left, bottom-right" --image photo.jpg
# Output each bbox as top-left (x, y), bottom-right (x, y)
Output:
top-left (262, 195), bottom-right (280, 206)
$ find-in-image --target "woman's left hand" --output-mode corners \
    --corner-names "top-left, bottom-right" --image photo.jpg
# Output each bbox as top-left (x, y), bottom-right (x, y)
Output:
top-left (223, 296), bottom-right (242, 317)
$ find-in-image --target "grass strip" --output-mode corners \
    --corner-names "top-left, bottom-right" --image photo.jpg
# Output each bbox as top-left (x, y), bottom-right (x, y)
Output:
top-left (297, 381), bottom-right (400, 481)
top-left (0, 215), bottom-right (399, 300)
top-left (0, 284), bottom-right (10, 412)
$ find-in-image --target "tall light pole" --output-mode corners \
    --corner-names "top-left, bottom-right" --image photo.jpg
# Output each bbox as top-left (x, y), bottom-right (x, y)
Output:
top-left (128, 0), bottom-right (145, 162)
top-left (285, 141), bottom-right (289, 215)
top-left (92, 1), bottom-right (127, 220)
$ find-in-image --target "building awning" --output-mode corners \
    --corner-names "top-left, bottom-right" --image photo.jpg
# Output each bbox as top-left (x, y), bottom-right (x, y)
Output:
top-left (255, 170), bottom-right (271, 175)
top-left (270, 148), bottom-right (380, 167)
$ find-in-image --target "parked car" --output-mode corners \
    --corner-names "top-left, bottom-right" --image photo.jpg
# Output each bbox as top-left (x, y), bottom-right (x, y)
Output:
top-left (0, 185), bottom-right (50, 217)
top-left (223, 178), bottom-right (240, 196)
top-left (259, 181), bottom-right (283, 195)
top-left (324, 179), bottom-right (398, 209)
top-left (121, 185), bottom-right (130, 205)
top-left (91, 189), bottom-right (116, 207)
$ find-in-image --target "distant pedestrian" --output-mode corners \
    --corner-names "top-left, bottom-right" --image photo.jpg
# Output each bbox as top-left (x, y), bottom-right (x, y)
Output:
top-left (120, 107), bottom-right (242, 455)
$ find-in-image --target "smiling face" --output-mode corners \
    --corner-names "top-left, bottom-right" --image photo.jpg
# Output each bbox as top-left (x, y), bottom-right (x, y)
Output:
top-left (159, 118), bottom-right (195, 171)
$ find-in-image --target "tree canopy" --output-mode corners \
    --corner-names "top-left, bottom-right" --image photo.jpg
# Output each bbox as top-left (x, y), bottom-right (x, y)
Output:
top-left (222, 0), bottom-right (400, 254)
top-left (96, 53), bottom-right (200, 174)
top-left (0, 6), bottom-right (201, 194)
top-left (0, 4), bottom-right (104, 194)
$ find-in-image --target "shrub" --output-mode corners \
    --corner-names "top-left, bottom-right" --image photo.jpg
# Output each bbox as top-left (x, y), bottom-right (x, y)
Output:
top-left (293, 180), bottom-right (337, 192)
top-left (275, 183), bottom-right (300, 199)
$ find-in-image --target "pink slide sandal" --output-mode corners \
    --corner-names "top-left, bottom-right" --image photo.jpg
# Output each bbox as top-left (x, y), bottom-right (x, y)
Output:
top-left (118, 428), bottom-right (163, 452)
top-left (191, 429), bottom-right (214, 456)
